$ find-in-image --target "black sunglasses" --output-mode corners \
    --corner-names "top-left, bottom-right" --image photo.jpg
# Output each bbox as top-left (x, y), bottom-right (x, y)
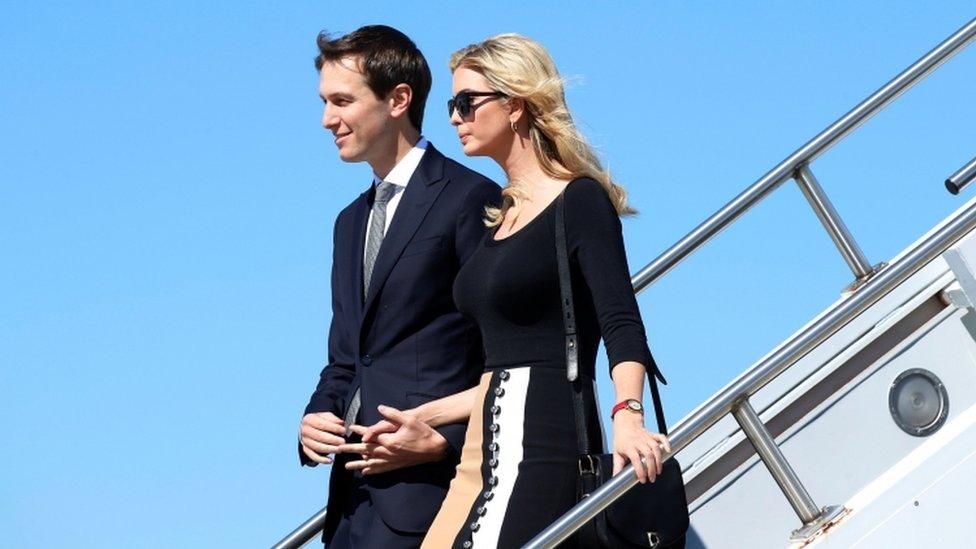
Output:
top-left (447, 91), bottom-right (507, 118)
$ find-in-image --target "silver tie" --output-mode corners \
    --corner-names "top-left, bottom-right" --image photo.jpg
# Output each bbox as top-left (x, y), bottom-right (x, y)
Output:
top-left (363, 181), bottom-right (397, 300)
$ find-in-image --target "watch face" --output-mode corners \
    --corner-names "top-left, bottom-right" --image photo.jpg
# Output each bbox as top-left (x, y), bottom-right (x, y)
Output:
top-left (627, 400), bottom-right (642, 411)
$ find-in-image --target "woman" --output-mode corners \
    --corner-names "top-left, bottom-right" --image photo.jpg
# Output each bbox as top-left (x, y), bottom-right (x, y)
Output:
top-left (420, 34), bottom-right (671, 548)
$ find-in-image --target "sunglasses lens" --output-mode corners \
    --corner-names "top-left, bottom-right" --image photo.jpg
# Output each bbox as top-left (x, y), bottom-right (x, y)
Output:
top-left (448, 96), bottom-right (468, 117)
top-left (449, 92), bottom-right (489, 118)
top-left (456, 93), bottom-right (470, 118)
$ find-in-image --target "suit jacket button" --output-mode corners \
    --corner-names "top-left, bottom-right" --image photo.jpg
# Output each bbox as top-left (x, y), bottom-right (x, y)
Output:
top-left (361, 355), bottom-right (372, 366)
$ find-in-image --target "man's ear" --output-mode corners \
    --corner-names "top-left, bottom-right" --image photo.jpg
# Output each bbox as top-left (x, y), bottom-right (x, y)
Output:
top-left (389, 83), bottom-right (413, 120)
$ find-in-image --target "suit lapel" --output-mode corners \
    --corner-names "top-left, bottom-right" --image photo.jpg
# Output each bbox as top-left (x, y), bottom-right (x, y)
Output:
top-left (362, 145), bottom-right (448, 316)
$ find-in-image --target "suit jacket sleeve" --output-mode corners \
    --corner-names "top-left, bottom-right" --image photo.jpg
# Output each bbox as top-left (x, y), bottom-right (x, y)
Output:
top-left (436, 178), bottom-right (501, 458)
top-left (299, 215), bottom-right (357, 466)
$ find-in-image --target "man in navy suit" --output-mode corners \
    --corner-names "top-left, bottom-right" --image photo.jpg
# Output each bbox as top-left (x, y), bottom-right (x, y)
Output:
top-left (298, 25), bottom-right (500, 548)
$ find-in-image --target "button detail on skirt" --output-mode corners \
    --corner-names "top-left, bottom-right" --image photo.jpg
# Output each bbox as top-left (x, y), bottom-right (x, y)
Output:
top-left (469, 522), bottom-right (480, 532)
top-left (482, 490), bottom-right (494, 500)
top-left (499, 370), bottom-right (510, 381)
top-left (489, 424), bottom-right (500, 433)
top-left (476, 506), bottom-right (487, 516)
top-left (490, 405), bottom-right (500, 415)
top-left (488, 458), bottom-right (498, 468)
top-left (494, 387), bottom-right (505, 397)
top-left (488, 442), bottom-right (499, 452)
top-left (462, 541), bottom-right (472, 548)
top-left (489, 476), bottom-right (498, 487)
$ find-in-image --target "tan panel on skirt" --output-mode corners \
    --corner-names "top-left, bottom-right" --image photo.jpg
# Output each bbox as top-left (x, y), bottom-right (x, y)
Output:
top-left (421, 372), bottom-right (492, 548)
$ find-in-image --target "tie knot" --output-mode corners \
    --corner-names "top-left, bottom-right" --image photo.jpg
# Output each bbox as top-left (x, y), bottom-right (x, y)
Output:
top-left (375, 181), bottom-right (397, 205)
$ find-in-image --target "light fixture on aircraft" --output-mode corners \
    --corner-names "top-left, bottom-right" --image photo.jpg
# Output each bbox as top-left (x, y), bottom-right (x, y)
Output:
top-left (888, 368), bottom-right (949, 437)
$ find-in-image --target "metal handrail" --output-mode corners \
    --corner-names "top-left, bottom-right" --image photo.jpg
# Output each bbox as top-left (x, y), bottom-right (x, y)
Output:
top-left (272, 508), bottom-right (326, 549)
top-left (946, 155), bottom-right (976, 195)
top-left (276, 16), bottom-right (976, 549)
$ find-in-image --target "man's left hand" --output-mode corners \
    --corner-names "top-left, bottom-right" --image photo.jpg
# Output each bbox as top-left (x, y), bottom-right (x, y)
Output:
top-left (338, 405), bottom-right (449, 475)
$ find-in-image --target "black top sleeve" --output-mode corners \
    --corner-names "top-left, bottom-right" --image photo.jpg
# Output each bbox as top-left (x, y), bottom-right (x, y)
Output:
top-left (564, 179), bottom-right (652, 373)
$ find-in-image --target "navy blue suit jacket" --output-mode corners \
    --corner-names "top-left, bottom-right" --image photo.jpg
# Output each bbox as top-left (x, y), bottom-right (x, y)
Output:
top-left (302, 144), bottom-right (500, 534)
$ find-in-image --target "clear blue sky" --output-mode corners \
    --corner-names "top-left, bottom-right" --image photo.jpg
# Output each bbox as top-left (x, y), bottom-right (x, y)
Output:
top-left (2, 2), bottom-right (974, 547)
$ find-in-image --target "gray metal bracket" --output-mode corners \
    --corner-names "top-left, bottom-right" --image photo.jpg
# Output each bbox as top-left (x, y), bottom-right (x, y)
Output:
top-left (943, 234), bottom-right (976, 307)
top-left (789, 505), bottom-right (848, 542)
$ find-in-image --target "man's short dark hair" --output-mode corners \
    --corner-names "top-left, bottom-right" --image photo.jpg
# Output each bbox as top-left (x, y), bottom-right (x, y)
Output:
top-left (315, 25), bottom-right (432, 132)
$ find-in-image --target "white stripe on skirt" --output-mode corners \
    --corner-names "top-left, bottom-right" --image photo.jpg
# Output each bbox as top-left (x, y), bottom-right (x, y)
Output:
top-left (469, 367), bottom-right (530, 548)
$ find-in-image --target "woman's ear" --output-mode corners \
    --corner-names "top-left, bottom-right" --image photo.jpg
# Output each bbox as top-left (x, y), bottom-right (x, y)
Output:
top-left (507, 97), bottom-right (526, 126)
top-left (389, 83), bottom-right (413, 120)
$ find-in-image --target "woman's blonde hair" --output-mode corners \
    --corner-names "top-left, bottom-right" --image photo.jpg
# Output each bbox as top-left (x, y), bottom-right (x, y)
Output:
top-left (449, 33), bottom-right (635, 227)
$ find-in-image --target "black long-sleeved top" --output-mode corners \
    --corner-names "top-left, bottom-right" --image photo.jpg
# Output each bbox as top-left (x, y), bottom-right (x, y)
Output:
top-left (453, 177), bottom-right (651, 377)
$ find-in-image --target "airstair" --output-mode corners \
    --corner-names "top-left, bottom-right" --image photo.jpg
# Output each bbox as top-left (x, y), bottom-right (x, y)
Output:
top-left (275, 16), bottom-right (976, 549)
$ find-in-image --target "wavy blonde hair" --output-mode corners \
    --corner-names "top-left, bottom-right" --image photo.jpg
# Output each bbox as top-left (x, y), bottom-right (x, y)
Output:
top-left (449, 33), bottom-right (635, 227)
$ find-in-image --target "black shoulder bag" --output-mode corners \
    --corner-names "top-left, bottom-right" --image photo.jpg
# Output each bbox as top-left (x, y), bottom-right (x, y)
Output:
top-left (554, 193), bottom-right (689, 548)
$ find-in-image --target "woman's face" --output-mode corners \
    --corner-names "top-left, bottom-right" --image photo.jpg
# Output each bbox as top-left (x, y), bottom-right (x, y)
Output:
top-left (450, 67), bottom-right (512, 159)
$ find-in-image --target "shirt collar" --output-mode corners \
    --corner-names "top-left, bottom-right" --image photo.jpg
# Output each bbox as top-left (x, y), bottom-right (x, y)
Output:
top-left (373, 137), bottom-right (429, 188)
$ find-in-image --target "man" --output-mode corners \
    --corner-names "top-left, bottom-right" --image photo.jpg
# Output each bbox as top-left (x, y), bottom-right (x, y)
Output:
top-left (298, 25), bottom-right (500, 548)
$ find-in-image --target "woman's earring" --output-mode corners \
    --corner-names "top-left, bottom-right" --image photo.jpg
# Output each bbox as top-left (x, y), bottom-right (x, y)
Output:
top-left (511, 121), bottom-right (518, 132)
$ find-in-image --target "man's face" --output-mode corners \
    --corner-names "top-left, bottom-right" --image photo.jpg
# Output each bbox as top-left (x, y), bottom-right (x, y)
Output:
top-left (319, 57), bottom-right (393, 164)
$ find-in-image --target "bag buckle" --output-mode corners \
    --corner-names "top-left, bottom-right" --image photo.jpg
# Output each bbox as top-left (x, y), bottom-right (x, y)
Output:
top-left (578, 454), bottom-right (597, 475)
top-left (647, 531), bottom-right (660, 548)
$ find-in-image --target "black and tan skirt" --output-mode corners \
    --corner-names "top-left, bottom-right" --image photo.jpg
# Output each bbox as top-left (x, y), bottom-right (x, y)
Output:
top-left (423, 367), bottom-right (603, 549)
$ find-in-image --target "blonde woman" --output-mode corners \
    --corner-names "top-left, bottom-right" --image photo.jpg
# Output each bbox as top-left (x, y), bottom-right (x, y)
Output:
top-left (402, 34), bottom-right (671, 548)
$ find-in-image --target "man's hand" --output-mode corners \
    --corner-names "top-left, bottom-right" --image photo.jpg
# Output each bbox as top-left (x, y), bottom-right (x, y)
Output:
top-left (300, 412), bottom-right (346, 465)
top-left (338, 405), bottom-right (449, 475)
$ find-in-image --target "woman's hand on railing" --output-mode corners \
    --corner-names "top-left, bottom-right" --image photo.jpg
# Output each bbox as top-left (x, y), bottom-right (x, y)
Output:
top-left (612, 412), bottom-right (671, 484)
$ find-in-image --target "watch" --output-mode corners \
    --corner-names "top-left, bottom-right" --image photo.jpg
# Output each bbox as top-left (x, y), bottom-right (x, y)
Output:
top-left (611, 398), bottom-right (644, 419)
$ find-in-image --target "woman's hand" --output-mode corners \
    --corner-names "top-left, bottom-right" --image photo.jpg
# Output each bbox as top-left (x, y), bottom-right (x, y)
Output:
top-left (338, 405), bottom-right (449, 475)
top-left (612, 412), bottom-right (672, 484)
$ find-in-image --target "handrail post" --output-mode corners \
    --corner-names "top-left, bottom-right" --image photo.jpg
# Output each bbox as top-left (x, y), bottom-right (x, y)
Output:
top-left (731, 399), bottom-right (821, 523)
top-left (793, 164), bottom-right (879, 282)
top-left (731, 398), bottom-right (846, 541)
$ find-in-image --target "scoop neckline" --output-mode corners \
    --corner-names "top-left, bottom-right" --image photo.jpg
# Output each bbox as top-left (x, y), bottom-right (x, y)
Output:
top-left (488, 179), bottom-right (582, 245)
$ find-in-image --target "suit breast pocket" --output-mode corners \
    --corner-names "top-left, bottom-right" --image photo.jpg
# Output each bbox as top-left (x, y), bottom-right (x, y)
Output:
top-left (401, 234), bottom-right (445, 258)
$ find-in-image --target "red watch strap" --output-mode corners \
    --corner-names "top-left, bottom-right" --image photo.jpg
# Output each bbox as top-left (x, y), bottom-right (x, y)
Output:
top-left (611, 400), bottom-right (633, 419)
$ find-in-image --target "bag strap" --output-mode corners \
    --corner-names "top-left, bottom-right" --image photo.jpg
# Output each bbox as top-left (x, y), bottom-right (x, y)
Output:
top-left (554, 193), bottom-right (590, 456)
top-left (646, 354), bottom-right (669, 436)
top-left (553, 193), bottom-right (669, 450)
top-left (554, 192), bottom-right (579, 384)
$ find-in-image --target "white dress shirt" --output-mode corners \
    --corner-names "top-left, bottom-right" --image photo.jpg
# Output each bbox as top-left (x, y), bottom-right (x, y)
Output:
top-left (363, 137), bottom-right (429, 263)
